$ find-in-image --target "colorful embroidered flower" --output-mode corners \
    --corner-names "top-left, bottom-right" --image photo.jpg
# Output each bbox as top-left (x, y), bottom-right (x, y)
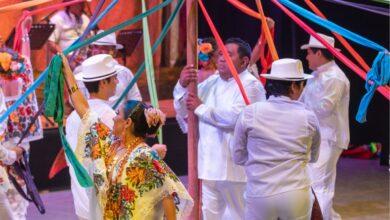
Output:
top-left (91, 145), bottom-right (102, 159)
top-left (152, 159), bottom-right (165, 174)
top-left (9, 112), bottom-right (19, 123)
top-left (126, 167), bottom-right (146, 185)
top-left (120, 186), bottom-right (136, 202)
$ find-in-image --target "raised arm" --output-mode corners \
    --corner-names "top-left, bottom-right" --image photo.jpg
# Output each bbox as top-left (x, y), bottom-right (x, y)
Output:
top-left (60, 54), bottom-right (89, 118)
top-left (249, 17), bottom-right (275, 66)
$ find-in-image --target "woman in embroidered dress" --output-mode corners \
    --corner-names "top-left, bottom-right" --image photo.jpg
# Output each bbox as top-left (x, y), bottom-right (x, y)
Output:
top-left (61, 54), bottom-right (193, 220)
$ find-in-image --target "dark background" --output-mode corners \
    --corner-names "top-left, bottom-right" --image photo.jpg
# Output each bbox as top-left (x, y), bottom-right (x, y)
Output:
top-left (199, 0), bottom-right (389, 165)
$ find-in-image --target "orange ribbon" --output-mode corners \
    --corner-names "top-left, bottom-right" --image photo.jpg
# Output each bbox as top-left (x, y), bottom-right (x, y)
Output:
top-left (255, 0), bottom-right (279, 60)
top-left (198, 0), bottom-right (251, 105)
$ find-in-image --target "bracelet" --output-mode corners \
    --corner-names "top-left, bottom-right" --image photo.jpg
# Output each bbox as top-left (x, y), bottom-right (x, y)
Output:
top-left (68, 84), bottom-right (79, 95)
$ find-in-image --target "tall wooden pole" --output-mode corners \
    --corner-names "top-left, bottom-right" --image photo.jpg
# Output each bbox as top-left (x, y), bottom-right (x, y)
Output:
top-left (186, 0), bottom-right (200, 219)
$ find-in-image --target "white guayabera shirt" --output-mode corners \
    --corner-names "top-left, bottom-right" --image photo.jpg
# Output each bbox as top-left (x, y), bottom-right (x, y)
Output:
top-left (232, 95), bottom-right (321, 197)
top-left (173, 69), bottom-right (266, 182)
top-left (300, 61), bottom-right (350, 149)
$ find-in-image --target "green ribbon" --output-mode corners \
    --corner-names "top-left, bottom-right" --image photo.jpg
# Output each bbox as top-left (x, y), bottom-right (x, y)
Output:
top-left (113, 0), bottom-right (184, 110)
top-left (43, 0), bottom-right (174, 187)
top-left (371, 0), bottom-right (390, 4)
top-left (141, 0), bottom-right (162, 143)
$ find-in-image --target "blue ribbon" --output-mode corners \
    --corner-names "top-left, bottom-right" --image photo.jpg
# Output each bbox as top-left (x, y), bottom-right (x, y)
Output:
top-left (356, 52), bottom-right (390, 123)
top-left (113, 0), bottom-right (185, 109)
top-left (0, 0), bottom-right (173, 123)
top-left (278, 0), bottom-right (389, 123)
top-left (278, 0), bottom-right (388, 52)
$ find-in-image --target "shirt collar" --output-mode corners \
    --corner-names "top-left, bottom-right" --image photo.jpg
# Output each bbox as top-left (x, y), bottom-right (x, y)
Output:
top-left (313, 61), bottom-right (335, 76)
top-left (268, 95), bottom-right (291, 101)
top-left (221, 69), bottom-right (250, 82)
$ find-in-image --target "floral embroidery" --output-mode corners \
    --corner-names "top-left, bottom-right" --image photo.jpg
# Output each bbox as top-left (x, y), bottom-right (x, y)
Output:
top-left (1, 49), bottom-right (42, 143)
top-left (85, 121), bottom-right (190, 219)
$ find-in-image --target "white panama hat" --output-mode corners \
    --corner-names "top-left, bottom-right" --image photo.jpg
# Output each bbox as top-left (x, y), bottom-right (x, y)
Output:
top-left (91, 30), bottom-right (123, 50)
top-left (75, 54), bottom-right (118, 82)
top-left (300, 33), bottom-right (340, 51)
top-left (260, 58), bottom-right (313, 81)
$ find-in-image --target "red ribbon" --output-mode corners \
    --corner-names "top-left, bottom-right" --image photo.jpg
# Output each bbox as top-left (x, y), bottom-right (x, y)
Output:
top-left (13, 0), bottom-right (86, 52)
top-left (198, 0), bottom-right (251, 105)
top-left (271, 0), bottom-right (390, 100)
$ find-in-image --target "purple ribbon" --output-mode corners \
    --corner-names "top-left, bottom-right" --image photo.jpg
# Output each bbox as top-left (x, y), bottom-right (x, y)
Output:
top-left (324, 0), bottom-right (389, 17)
top-left (69, 0), bottom-right (106, 62)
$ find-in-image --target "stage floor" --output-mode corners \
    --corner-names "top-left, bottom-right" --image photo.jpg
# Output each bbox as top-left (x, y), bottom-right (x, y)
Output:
top-left (27, 158), bottom-right (388, 220)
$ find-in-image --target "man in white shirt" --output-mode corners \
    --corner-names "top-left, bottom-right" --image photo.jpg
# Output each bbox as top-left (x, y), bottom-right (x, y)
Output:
top-left (233, 58), bottom-right (321, 220)
top-left (75, 31), bottom-right (142, 108)
top-left (300, 33), bottom-right (350, 220)
top-left (66, 54), bottom-right (118, 220)
top-left (174, 38), bottom-right (266, 219)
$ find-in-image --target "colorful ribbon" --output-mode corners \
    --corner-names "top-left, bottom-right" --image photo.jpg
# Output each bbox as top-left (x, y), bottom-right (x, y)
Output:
top-left (0, 0), bottom-right (54, 13)
top-left (304, 0), bottom-right (371, 72)
top-left (1, 0), bottom-right (174, 126)
top-left (13, 0), bottom-right (86, 52)
top-left (255, 0), bottom-right (279, 60)
top-left (356, 51), bottom-right (389, 122)
top-left (324, 0), bottom-right (389, 17)
top-left (141, 0), bottom-right (162, 143)
top-left (68, 0), bottom-right (107, 61)
top-left (198, 0), bottom-right (251, 105)
top-left (276, 0), bottom-right (390, 99)
top-left (113, 0), bottom-right (185, 109)
top-left (278, 0), bottom-right (387, 52)
top-left (273, 0), bottom-right (390, 122)
top-left (226, 0), bottom-right (261, 20)
top-left (370, 0), bottom-right (390, 4)
top-left (0, 0), bottom-right (175, 186)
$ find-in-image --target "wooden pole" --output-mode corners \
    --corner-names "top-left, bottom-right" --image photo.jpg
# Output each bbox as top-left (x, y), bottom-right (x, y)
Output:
top-left (186, 0), bottom-right (200, 219)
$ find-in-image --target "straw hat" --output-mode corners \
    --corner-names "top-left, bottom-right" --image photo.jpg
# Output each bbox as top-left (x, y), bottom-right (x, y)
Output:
top-left (260, 58), bottom-right (313, 81)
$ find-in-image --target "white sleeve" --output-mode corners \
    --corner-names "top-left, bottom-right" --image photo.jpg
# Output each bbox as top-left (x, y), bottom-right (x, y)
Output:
top-left (173, 81), bottom-right (189, 133)
top-left (310, 78), bottom-right (346, 118)
top-left (231, 108), bottom-right (250, 165)
top-left (307, 111), bottom-right (321, 163)
top-left (194, 80), bottom-right (265, 130)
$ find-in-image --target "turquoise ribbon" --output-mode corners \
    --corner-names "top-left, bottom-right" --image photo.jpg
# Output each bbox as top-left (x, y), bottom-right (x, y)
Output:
top-left (356, 52), bottom-right (389, 122)
top-left (0, 0), bottom-right (175, 187)
top-left (0, 0), bottom-right (174, 124)
top-left (113, 0), bottom-right (184, 110)
top-left (278, 0), bottom-right (389, 123)
top-left (278, 0), bottom-right (387, 51)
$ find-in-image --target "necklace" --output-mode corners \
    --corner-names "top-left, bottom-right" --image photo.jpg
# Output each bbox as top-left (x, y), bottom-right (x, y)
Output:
top-left (109, 137), bottom-right (144, 183)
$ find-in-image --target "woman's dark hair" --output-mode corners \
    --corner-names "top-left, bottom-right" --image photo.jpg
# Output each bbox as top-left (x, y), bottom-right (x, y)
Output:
top-left (265, 79), bottom-right (306, 98)
top-left (123, 100), bottom-right (161, 138)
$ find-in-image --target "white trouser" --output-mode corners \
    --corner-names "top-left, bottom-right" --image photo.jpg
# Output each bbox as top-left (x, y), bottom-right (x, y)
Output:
top-left (309, 139), bottom-right (343, 220)
top-left (202, 180), bottom-right (246, 220)
top-left (244, 187), bottom-right (314, 220)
